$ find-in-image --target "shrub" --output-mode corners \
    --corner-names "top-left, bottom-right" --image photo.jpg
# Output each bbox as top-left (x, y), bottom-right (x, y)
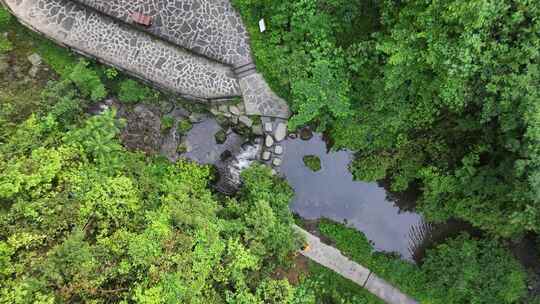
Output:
top-left (318, 220), bottom-right (528, 304)
top-left (118, 79), bottom-right (155, 103)
top-left (68, 60), bottom-right (107, 101)
top-left (160, 115), bottom-right (174, 132)
top-left (422, 234), bottom-right (527, 304)
top-left (104, 68), bottom-right (118, 80)
top-left (0, 7), bottom-right (11, 27)
top-left (0, 36), bottom-right (12, 54)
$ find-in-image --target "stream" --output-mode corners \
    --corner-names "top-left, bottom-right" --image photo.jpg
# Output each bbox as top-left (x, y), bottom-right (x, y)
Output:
top-left (179, 118), bottom-right (425, 259)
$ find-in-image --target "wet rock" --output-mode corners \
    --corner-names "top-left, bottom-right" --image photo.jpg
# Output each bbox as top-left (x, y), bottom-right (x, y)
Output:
top-left (231, 116), bottom-right (239, 125)
top-left (160, 128), bottom-right (179, 162)
top-left (272, 158), bottom-right (282, 166)
top-left (27, 53), bottom-right (42, 66)
top-left (220, 150), bottom-right (233, 161)
top-left (262, 151), bottom-right (271, 161)
top-left (238, 102), bottom-right (246, 113)
top-left (229, 105), bottom-right (241, 116)
top-left (274, 145), bottom-right (283, 155)
top-left (210, 107), bottom-right (220, 116)
top-left (265, 135), bottom-right (274, 147)
top-left (264, 122), bottom-right (273, 132)
top-left (29, 66), bottom-right (39, 77)
top-left (274, 122), bottom-right (287, 141)
top-left (215, 115), bottom-right (231, 128)
top-left (215, 129), bottom-right (227, 144)
top-left (239, 115), bottom-right (253, 127)
top-left (252, 124), bottom-right (263, 136)
top-left (189, 113), bottom-right (206, 123)
top-left (289, 133), bottom-right (298, 139)
top-left (120, 104), bottom-right (162, 154)
top-left (158, 99), bottom-right (175, 113)
top-left (300, 127), bottom-right (313, 141)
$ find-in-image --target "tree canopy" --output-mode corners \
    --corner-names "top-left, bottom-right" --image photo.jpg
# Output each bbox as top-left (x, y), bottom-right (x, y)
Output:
top-left (234, 0), bottom-right (540, 237)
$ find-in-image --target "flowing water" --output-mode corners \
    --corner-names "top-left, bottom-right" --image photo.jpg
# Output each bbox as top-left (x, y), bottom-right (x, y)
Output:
top-left (280, 133), bottom-right (423, 259)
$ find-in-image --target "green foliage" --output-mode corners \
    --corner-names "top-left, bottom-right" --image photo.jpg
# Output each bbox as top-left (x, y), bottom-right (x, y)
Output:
top-left (235, 0), bottom-right (540, 237)
top-left (302, 155), bottom-right (321, 172)
top-left (33, 37), bottom-right (78, 76)
top-left (0, 78), bottom-right (302, 302)
top-left (422, 234), bottom-right (527, 304)
top-left (118, 79), bottom-right (156, 103)
top-left (218, 164), bottom-right (300, 265)
top-left (160, 115), bottom-right (174, 132)
top-left (0, 6), bottom-right (11, 27)
top-left (68, 60), bottom-right (107, 101)
top-left (232, 0), bottom-right (370, 132)
top-left (317, 220), bottom-right (527, 304)
top-left (296, 262), bottom-right (383, 304)
top-left (104, 67), bottom-right (118, 80)
top-left (0, 36), bottom-right (13, 53)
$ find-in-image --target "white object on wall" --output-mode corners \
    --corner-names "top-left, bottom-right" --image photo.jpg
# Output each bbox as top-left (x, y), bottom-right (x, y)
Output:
top-left (259, 18), bottom-right (266, 32)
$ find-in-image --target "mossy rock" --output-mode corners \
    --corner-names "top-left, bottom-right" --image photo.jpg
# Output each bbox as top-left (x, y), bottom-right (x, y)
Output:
top-left (215, 114), bottom-right (231, 128)
top-left (299, 127), bottom-right (313, 141)
top-left (214, 129), bottom-right (227, 144)
top-left (303, 155), bottom-right (321, 172)
top-left (177, 143), bottom-right (187, 154)
top-left (160, 115), bottom-right (174, 132)
top-left (177, 119), bottom-right (193, 135)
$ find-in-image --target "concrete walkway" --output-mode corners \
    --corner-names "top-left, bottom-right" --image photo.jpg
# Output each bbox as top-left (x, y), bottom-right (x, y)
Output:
top-left (294, 226), bottom-right (419, 304)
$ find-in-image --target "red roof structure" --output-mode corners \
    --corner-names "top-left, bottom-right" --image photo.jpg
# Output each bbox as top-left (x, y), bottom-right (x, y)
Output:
top-left (131, 12), bottom-right (152, 26)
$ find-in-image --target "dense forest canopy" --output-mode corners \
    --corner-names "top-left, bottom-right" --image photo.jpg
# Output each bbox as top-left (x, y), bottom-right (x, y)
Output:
top-left (1, 1), bottom-right (539, 303)
top-left (234, 0), bottom-right (540, 237)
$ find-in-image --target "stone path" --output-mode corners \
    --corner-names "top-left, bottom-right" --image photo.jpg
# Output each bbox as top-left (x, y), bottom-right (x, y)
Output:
top-left (3, 0), bottom-right (240, 101)
top-left (72, 0), bottom-right (252, 68)
top-left (294, 226), bottom-right (419, 304)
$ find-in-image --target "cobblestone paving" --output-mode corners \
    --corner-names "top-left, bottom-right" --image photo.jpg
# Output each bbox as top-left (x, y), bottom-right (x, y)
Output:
top-left (3, 0), bottom-right (241, 100)
top-left (73, 0), bottom-right (252, 68)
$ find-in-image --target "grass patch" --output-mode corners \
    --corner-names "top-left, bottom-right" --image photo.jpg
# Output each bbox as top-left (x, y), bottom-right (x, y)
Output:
top-left (298, 261), bottom-right (384, 304)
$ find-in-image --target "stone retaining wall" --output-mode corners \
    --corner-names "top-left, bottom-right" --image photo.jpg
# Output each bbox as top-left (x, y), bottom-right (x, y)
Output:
top-left (2, 0), bottom-right (241, 102)
top-left (72, 0), bottom-right (253, 68)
